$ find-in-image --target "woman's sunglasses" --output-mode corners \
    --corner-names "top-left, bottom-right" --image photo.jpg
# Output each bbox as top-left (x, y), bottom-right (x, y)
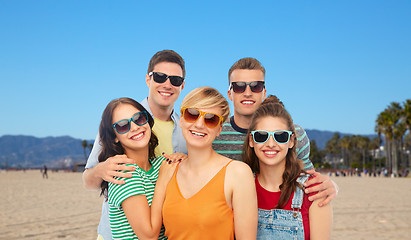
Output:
top-left (181, 107), bottom-right (223, 129)
top-left (112, 111), bottom-right (149, 134)
top-left (230, 81), bottom-right (265, 93)
top-left (149, 72), bottom-right (184, 87)
top-left (251, 130), bottom-right (293, 144)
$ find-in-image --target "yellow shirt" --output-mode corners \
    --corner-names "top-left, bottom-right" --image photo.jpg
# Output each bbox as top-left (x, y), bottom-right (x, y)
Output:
top-left (153, 118), bottom-right (174, 156)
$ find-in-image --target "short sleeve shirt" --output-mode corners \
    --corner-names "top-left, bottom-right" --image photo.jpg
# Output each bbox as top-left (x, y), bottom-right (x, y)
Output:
top-left (108, 156), bottom-right (167, 240)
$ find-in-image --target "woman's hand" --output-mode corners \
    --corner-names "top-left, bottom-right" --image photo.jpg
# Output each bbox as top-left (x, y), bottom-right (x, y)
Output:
top-left (156, 158), bottom-right (179, 188)
top-left (162, 152), bottom-right (188, 163)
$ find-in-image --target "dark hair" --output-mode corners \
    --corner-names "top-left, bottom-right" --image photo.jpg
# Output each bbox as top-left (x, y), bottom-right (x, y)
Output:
top-left (147, 50), bottom-right (186, 78)
top-left (228, 57), bottom-right (266, 84)
top-left (98, 97), bottom-right (158, 198)
top-left (242, 95), bottom-right (303, 209)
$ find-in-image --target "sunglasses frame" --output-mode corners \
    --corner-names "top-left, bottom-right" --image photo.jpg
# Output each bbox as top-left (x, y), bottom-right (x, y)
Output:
top-left (112, 111), bottom-right (149, 134)
top-left (149, 71), bottom-right (185, 87)
top-left (251, 130), bottom-right (293, 144)
top-left (230, 81), bottom-right (265, 93)
top-left (181, 107), bottom-right (224, 129)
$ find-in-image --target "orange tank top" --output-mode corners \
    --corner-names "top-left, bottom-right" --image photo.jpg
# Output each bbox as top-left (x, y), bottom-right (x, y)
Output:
top-left (162, 160), bottom-right (234, 240)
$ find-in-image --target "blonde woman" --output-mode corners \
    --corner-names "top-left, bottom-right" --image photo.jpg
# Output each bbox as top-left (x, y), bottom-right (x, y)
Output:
top-left (162, 87), bottom-right (258, 240)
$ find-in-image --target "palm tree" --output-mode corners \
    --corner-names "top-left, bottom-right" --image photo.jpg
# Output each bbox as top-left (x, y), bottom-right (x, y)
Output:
top-left (388, 102), bottom-right (403, 176)
top-left (81, 140), bottom-right (88, 161)
top-left (375, 102), bottom-right (404, 176)
top-left (403, 99), bottom-right (411, 131)
top-left (357, 136), bottom-right (370, 172)
top-left (369, 137), bottom-right (381, 171)
top-left (325, 133), bottom-right (341, 169)
top-left (339, 136), bottom-right (351, 168)
top-left (402, 99), bottom-right (411, 169)
top-left (376, 110), bottom-right (393, 174)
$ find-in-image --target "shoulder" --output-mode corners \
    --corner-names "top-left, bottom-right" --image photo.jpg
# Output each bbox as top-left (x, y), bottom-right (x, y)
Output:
top-left (226, 160), bottom-right (253, 178)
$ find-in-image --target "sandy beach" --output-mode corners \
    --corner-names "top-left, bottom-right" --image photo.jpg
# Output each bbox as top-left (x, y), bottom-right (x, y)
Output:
top-left (1, 170), bottom-right (410, 240)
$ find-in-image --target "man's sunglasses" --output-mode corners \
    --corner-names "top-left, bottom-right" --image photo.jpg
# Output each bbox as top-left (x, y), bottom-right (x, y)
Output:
top-left (251, 130), bottom-right (293, 144)
top-left (181, 107), bottom-right (223, 129)
top-left (230, 81), bottom-right (265, 93)
top-left (113, 111), bottom-right (149, 134)
top-left (149, 72), bottom-right (184, 87)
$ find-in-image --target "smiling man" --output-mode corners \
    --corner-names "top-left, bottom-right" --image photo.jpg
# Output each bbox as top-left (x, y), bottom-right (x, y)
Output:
top-left (83, 50), bottom-right (187, 240)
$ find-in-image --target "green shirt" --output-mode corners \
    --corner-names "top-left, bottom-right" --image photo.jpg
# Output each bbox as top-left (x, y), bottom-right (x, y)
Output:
top-left (108, 156), bottom-right (167, 240)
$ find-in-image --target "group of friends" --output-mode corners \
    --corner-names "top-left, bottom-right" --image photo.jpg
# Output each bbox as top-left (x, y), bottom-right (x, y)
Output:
top-left (82, 50), bottom-right (336, 240)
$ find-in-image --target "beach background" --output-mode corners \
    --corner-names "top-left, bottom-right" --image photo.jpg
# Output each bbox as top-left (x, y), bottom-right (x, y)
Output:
top-left (0, 170), bottom-right (410, 240)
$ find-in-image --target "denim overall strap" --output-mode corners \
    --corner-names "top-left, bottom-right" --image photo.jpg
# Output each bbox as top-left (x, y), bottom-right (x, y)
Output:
top-left (291, 174), bottom-right (310, 209)
top-left (257, 174), bottom-right (309, 240)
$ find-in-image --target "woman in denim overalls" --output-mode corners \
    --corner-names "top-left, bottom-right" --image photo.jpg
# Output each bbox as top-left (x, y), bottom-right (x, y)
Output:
top-left (242, 96), bottom-right (333, 240)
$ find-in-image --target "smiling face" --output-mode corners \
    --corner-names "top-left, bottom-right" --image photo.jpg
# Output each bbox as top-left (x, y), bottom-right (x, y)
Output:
top-left (228, 69), bottom-right (266, 118)
top-left (146, 61), bottom-right (185, 110)
top-left (180, 106), bottom-right (223, 149)
top-left (249, 116), bottom-right (294, 169)
top-left (112, 103), bottom-right (151, 155)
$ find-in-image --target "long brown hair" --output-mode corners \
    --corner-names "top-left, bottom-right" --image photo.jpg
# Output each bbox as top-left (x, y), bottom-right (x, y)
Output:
top-left (98, 97), bottom-right (158, 198)
top-left (242, 95), bottom-right (303, 209)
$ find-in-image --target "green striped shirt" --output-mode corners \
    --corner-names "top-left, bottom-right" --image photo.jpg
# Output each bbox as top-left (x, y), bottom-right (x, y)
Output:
top-left (213, 117), bottom-right (314, 170)
top-left (108, 156), bottom-right (167, 240)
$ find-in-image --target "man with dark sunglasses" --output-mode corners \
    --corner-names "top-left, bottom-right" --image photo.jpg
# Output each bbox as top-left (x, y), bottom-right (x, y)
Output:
top-left (83, 50), bottom-right (187, 240)
top-left (213, 57), bottom-right (338, 207)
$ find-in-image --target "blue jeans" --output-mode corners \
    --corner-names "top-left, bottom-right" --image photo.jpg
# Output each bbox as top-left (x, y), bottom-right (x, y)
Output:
top-left (257, 175), bottom-right (309, 240)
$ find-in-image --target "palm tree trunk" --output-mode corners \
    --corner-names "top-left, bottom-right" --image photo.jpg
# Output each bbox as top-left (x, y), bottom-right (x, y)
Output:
top-left (392, 139), bottom-right (398, 177)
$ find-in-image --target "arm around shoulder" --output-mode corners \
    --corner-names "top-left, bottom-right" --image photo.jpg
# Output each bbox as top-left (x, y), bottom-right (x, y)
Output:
top-left (227, 161), bottom-right (258, 240)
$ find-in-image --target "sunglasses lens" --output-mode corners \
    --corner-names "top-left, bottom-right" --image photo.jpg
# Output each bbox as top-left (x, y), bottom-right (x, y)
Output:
top-left (114, 120), bottom-right (130, 134)
top-left (169, 76), bottom-right (184, 87)
top-left (250, 81), bottom-right (264, 92)
top-left (253, 131), bottom-right (269, 143)
top-left (133, 112), bottom-right (148, 126)
top-left (231, 82), bottom-right (246, 93)
top-left (274, 131), bottom-right (290, 143)
top-left (152, 72), bottom-right (168, 83)
top-left (184, 108), bottom-right (200, 122)
top-left (204, 113), bottom-right (221, 128)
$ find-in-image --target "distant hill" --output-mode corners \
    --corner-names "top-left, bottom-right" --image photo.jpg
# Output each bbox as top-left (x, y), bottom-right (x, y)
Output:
top-left (305, 129), bottom-right (378, 149)
top-left (0, 135), bottom-right (93, 169)
top-left (0, 130), bottom-right (378, 168)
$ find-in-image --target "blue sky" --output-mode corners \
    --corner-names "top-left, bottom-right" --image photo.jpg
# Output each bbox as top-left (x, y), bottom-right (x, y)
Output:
top-left (1, 0), bottom-right (410, 140)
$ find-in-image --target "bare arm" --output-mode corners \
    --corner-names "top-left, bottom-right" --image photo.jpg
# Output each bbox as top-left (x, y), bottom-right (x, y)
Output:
top-left (304, 170), bottom-right (339, 207)
top-left (309, 196), bottom-right (333, 240)
top-left (121, 160), bottom-right (177, 240)
top-left (83, 155), bottom-right (135, 190)
top-left (228, 162), bottom-right (258, 240)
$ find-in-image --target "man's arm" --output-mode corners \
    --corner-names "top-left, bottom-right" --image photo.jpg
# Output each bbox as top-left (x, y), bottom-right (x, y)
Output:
top-left (295, 124), bottom-right (314, 170)
top-left (82, 133), bottom-right (135, 190)
top-left (295, 124), bottom-right (338, 206)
